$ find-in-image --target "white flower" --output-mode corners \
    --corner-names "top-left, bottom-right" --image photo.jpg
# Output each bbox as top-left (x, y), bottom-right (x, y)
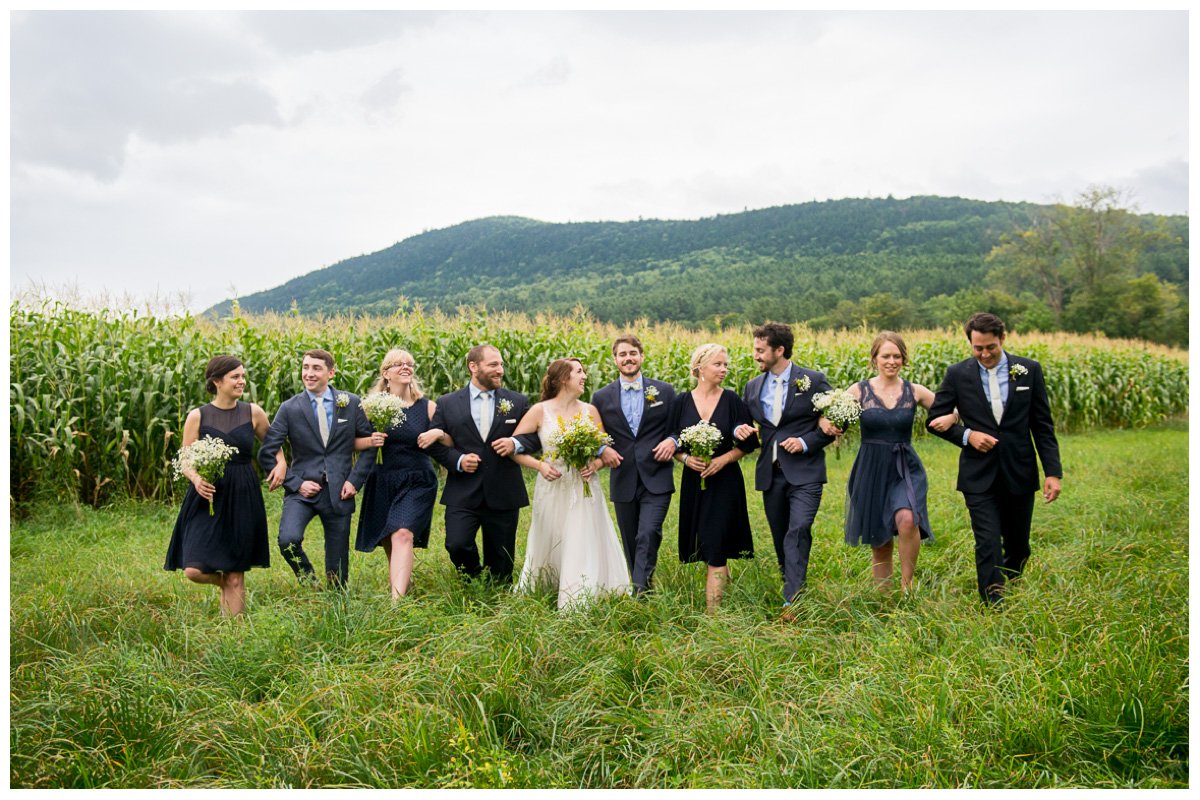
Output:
top-left (498, 398), bottom-right (514, 415)
top-left (811, 389), bottom-right (862, 429)
top-left (1010, 363), bottom-right (1028, 378)
top-left (361, 392), bottom-right (407, 431)
top-left (644, 386), bottom-right (659, 401)
top-left (336, 392), bottom-right (350, 408)
top-left (794, 375), bottom-right (811, 393)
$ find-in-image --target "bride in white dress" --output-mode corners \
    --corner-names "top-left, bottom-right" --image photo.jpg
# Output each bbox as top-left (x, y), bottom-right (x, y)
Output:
top-left (510, 358), bottom-right (631, 608)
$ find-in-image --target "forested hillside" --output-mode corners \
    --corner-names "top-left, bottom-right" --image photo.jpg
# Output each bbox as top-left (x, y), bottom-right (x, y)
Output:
top-left (205, 195), bottom-right (1188, 344)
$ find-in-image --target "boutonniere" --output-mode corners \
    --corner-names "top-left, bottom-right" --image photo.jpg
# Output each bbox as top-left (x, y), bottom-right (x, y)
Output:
top-left (644, 386), bottom-right (659, 402)
top-left (335, 393), bottom-right (350, 408)
top-left (498, 398), bottom-right (514, 415)
top-left (1009, 364), bottom-right (1028, 378)
top-left (794, 375), bottom-right (811, 393)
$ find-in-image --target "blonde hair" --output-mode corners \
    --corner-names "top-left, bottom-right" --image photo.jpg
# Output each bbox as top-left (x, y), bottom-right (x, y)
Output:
top-left (689, 343), bottom-right (727, 384)
top-left (370, 348), bottom-right (425, 400)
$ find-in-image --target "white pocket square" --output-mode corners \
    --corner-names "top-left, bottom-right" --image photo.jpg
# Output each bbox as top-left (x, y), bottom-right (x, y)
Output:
top-left (504, 419), bottom-right (516, 424)
top-left (337, 418), bottom-right (349, 422)
top-left (1015, 386), bottom-right (1030, 392)
top-left (650, 401), bottom-right (663, 408)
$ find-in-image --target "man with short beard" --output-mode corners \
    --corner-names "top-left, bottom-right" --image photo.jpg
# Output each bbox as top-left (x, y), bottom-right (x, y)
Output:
top-left (426, 344), bottom-right (530, 584)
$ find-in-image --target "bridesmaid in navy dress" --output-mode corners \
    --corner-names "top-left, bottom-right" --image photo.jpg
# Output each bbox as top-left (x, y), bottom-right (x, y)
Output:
top-left (668, 343), bottom-right (759, 611)
top-left (841, 332), bottom-right (956, 591)
top-left (356, 349), bottom-right (449, 600)
top-left (165, 356), bottom-right (286, 616)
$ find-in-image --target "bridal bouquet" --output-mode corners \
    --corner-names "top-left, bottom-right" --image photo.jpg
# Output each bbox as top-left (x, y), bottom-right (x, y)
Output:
top-left (362, 392), bottom-right (407, 463)
top-left (546, 412), bottom-right (613, 497)
top-left (679, 419), bottom-right (723, 490)
top-left (173, 435), bottom-right (239, 515)
top-left (811, 388), bottom-right (862, 460)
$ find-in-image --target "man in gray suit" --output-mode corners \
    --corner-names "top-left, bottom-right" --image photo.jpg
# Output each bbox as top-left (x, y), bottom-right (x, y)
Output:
top-left (735, 323), bottom-right (839, 614)
top-left (259, 349), bottom-right (375, 588)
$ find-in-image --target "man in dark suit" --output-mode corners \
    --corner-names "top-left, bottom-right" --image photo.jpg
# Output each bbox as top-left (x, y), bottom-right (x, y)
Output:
top-left (734, 322), bottom-right (839, 613)
top-left (258, 348), bottom-right (376, 588)
top-left (588, 334), bottom-right (678, 597)
top-left (927, 312), bottom-right (1062, 606)
top-left (427, 344), bottom-right (530, 584)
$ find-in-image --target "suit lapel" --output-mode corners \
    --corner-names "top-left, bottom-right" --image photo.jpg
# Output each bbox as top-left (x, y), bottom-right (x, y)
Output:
top-left (484, 389), bottom-right (504, 441)
top-left (325, 386), bottom-right (346, 448)
top-left (968, 361), bottom-right (992, 422)
top-left (746, 374), bottom-right (765, 423)
top-left (781, 364), bottom-right (799, 416)
top-left (459, 388), bottom-right (484, 446)
top-left (298, 391), bottom-right (324, 447)
top-left (619, 381), bottom-right (638, 438)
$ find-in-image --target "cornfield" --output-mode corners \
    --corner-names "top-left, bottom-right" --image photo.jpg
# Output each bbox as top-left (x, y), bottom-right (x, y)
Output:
top-left (10, 302), bottom-right (1188, 509)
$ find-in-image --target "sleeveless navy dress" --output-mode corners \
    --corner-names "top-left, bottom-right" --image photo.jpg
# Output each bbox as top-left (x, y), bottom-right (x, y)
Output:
top-left (844, 380), bottom-right (933, 548)
top-left (165, 402), bottom-right (270, 573)
top-left (355, 396), bottom-right (439, 551)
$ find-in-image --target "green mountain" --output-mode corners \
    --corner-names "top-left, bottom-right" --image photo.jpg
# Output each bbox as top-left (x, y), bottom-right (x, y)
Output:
top-left (205, 195), bottom-right (1188, 337)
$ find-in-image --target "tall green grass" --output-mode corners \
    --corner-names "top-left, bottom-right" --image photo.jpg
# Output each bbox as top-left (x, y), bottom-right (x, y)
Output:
top-left (10, 303), bottom-right (1188, 509)
top-left (10, 424), bottom-right (1188, 787)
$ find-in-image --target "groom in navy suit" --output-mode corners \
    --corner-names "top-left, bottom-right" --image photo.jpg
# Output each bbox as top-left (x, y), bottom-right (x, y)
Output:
top-left (735, 323), bottom-right (839, 612)
top-left (927, 312), bottom-right (1062, 607)
top-left (590, 334), bottom-right (678, 597)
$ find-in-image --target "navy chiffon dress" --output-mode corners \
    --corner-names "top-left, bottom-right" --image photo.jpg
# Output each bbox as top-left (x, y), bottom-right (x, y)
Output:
top-left (844, 380), bottom-right (933, 548)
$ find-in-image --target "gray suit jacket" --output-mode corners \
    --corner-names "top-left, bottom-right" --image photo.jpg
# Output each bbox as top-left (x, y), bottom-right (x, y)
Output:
top-left (258, 387), bottom-right (376, 516)
top-left (742, 364), bottom-right (837, 491)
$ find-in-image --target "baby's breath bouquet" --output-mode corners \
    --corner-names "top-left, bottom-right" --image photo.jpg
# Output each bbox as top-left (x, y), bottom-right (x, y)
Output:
top-left (679, 419), bottom-right (723, 490)
top-left (811, 388), bottom-right (862, 459)
top-left (173, 435), bottom-right (239, 515)
top-left (362, 392), bottom-right (407, 463)
top-left (545, 412), bottom-right (613, 497)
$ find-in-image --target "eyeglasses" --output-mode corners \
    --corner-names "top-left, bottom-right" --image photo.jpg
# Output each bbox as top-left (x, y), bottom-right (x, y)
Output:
top-left (386, 362), bottom-right (416, 371)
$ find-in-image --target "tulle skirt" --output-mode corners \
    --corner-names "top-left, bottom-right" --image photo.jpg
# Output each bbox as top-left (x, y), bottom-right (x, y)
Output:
top-left (517, 466), bottom-right (631, 609)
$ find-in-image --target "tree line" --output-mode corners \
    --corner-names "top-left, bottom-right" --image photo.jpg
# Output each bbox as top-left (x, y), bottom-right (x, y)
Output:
top-left (207, 192), bottom-right (1188, 347)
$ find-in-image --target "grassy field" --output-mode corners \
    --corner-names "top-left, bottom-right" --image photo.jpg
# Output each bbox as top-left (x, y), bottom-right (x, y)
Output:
top-left (9, 423), bottom-right (1188, 788)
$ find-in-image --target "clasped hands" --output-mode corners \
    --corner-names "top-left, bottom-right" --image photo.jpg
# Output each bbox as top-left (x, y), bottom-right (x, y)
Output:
top-left (682, 452), bottom-right (732, 478)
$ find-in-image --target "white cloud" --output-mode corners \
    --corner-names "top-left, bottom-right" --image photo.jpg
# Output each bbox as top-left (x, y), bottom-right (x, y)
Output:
top-left (10, 10), bottom-right (1189, 311)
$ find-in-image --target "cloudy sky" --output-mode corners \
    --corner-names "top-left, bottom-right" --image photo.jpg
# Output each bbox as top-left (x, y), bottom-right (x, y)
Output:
top-left (10, 10), bottom-right (1189, 312)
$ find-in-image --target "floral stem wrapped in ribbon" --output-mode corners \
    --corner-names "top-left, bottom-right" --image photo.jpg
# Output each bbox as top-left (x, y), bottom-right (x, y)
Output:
top-left (361, 393), bottom-right (407, 463)
top-left (811, 388), bottom-right (862, 459)
top-left (545, 412), bottom-right (613, 498)
top-left (173, 435), bottom-right (239, 515)
top-left (679, 419), bottom-right (723, 490)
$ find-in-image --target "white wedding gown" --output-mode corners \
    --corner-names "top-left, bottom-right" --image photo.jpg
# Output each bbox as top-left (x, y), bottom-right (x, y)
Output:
top-left (517, 414), bottom-right (631, 608)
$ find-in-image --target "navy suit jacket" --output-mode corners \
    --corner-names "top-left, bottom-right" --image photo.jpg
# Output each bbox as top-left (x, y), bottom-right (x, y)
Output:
top-left (430, 385), bottom-right (531, 511)
top-left (927, 354), bottom-right (1062, 494)
top-left (589, 377), bottom-right (677, 503)
top-left (742, 364), bottom-right (837, 491)
top-left (257, 387), bottom-right (376, 516)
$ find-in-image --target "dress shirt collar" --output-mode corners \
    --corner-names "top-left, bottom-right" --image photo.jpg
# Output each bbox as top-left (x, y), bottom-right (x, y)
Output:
top-left (769, 361), bottom-right (792, 381)
top-left (977, 352), bottom-right (1009, 375)
top-left (305, 385), bottom-right (334, 404)
top-left (469, 381), bottom-right (492, 401)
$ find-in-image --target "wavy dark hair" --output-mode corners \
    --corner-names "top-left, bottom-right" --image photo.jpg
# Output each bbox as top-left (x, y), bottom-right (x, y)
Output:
top-left (540, 358), bottom-right (583, 402)
top-left (204, 355), bottom-right (244, 395)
